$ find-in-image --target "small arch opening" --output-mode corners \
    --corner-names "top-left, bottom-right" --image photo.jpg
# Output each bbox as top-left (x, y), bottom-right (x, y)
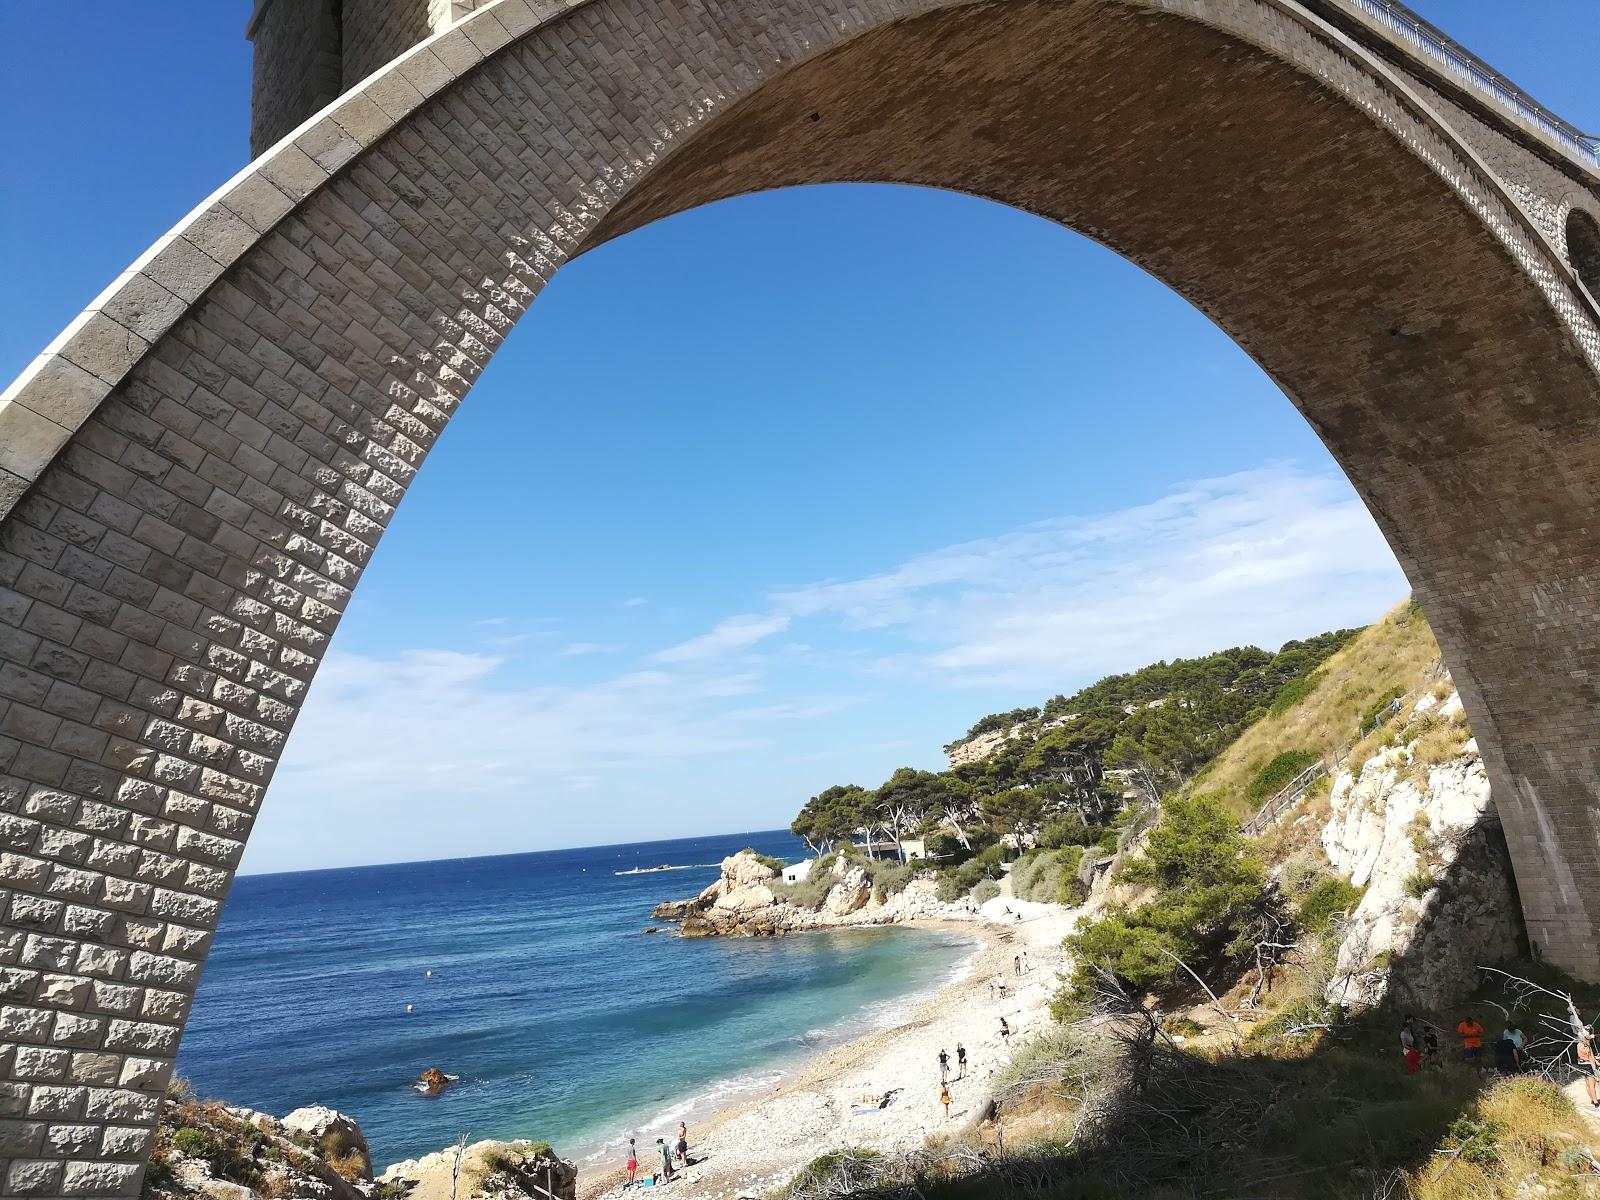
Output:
top-left (1569, 207), bottom-right (1600, 295)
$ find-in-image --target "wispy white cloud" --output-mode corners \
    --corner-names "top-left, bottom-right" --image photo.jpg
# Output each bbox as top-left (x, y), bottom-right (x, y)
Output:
top-left (657, 465), bottom-right (1406, 688)
top-left (654, 612), bottom-right (793, 663)
top-left (258, 464), bottom-right (1405, 870)
top-left (622, 596), bottom-right (648, 608)
top-left (277, 654), bottom-right (776, 803)
top-left (560, 641), bottom-right (624, 657)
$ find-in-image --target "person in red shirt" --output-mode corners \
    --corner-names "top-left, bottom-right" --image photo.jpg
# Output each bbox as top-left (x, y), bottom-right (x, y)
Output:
top-left (1457, 1014), bottom-right (1486, 1064)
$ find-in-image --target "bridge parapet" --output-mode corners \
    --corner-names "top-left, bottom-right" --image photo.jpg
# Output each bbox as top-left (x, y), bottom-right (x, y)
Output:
top-left (1318, 0), bottom-right (1597, 171)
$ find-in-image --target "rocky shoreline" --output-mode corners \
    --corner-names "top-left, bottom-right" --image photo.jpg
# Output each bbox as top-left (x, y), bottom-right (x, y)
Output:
top-left (154, 722), bottom-right (1517, 1200)
top-left (144, 1098), bottom-right (580, 1200)
top-left (651, 850), bottom-right (981, 937)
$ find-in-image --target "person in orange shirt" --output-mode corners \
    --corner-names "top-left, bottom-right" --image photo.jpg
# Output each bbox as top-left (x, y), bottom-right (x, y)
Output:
top-left (1456, 1013), bottom-right (1486, 1064)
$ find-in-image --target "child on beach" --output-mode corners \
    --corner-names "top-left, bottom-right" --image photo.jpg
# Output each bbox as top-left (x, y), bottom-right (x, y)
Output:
top-left (940, 1082), bottom-right (952, 1119)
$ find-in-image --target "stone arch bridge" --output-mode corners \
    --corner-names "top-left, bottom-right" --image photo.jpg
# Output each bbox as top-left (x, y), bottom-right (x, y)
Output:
top-left (0, 0), bottom-right (1597, 1191)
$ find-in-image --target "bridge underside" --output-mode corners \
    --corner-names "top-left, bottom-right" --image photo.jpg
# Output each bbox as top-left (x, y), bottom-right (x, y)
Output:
top-left (0, 0), bottom-right (1596, 1193)
top-left (578, 0), bottom-right (1600, 972)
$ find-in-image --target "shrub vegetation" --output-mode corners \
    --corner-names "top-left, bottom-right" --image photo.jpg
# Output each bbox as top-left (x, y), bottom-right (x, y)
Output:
top-left (1063, 794), bottom-right (1271, 996)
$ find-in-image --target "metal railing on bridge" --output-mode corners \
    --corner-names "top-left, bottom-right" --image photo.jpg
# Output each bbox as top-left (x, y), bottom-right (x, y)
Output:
top-left (1342, 0), bottom-right (1600, 168)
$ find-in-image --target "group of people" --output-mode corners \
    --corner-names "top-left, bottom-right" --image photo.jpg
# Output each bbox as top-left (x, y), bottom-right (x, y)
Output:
top-left (1401, 1010), bottom-right (1600, 1106)
top-left (935, 1043), bottom-right (969, 1118)
top-left (933, 1012), bottom-right (1014, 1119)
top-left (622, 1122), bottom-right (690, 1189)
top-left (1399, 1012), bottom-right (1522, 1074)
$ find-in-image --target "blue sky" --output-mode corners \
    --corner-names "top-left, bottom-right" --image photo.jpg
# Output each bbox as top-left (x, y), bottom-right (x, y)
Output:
top-left (2, 4), bottom-right (1594, 873)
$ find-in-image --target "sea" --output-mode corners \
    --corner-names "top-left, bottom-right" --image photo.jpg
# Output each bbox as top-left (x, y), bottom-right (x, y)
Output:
top-left (177, 829), bottom-right (979, 1169)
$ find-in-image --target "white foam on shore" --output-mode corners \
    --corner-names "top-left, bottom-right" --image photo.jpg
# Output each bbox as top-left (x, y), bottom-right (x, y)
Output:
top-left (570, 1067), bottom-right (787, 1167)
top-left (857, 935), bottom-right (984, 1033)
top-left (567, 929), bottom-right (984, 1172)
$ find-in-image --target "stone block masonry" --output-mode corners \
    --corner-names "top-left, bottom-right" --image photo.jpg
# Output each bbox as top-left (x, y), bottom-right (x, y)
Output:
top-left (250, 0), bottom-right (487, 155)
top-left (0, 0), bottom-right (1596, 1194)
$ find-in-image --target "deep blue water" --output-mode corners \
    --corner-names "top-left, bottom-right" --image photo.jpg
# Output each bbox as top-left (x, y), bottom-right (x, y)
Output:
top-left (178, 830), bottom-right (976, 1167)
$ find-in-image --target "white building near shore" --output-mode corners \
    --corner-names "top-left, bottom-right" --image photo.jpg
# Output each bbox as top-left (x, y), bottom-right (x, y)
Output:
top-left (782, 859), bottom-right (815, 884)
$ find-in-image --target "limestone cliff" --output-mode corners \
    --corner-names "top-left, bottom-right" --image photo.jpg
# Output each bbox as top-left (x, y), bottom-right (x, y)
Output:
top-left (1317, 691), bottom-right (1523, 1010)
top-left (652, 850), bottom-right (977, 936)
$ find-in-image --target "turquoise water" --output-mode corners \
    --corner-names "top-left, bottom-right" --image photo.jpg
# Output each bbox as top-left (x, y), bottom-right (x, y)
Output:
top-left (178, 831), bottom-right (977, 1167)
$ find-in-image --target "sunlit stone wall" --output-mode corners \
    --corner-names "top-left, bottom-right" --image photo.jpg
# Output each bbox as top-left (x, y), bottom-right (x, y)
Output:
top-left (0, 1), bottom-right (1594, 1195)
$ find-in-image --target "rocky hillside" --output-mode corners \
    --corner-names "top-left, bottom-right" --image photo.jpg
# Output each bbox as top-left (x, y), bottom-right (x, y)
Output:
top-left (142, 1086), bottom-right (577, 1200)
top-left (1319, 704), bottom-right (1522, 1011)
top-left (1188, 602), bottom-right (1525, 1009)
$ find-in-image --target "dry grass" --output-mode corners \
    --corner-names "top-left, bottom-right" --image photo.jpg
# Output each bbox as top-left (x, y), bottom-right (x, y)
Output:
top-left (1403, 1076), bottom-right (1600, 1199)
top-left (1193, 599), bottom-right (1443, 820)
top-left (1405, 711), bottom-right (1473, 785)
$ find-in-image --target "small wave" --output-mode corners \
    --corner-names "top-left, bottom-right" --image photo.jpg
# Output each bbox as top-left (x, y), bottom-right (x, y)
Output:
top-left (572, 1068), bottom-right (787, 1165)
top-left (611, 863), bottom-right (719, 876)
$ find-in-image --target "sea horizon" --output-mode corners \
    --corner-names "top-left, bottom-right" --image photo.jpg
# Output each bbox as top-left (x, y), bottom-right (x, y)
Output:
top-left (233, 825), bottom-right (805, 880)
top-left (182, 828), bottom-right (978, 1168)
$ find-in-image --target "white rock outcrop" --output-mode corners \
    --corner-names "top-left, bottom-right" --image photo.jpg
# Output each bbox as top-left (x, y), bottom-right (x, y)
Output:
top-left (282, 1105), bottom-right (371, 1177)
top-left (1319, 697), bottom-right (1521, 1009)
top-left (654, 850), bottom-right (977, 935)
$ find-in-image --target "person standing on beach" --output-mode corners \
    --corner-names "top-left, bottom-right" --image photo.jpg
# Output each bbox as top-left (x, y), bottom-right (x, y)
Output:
top-left (675, 1122), bottom-right (689, 1166)
top-left (937, 1048), bottom-right (950, 1083)
top-left (1013, 954), bottom-right (1022, 977)
top-left (956, 1043), bottom-right (967, 1079)
top-left (625, 1139), bottom-right (638, 1188)
top-left (656, 1137), bottom-right (673, 1181)
top-left (999, 1016), bottom-right (1010, 1047)
top-left (940, 1082), bottom-right (952, 1119)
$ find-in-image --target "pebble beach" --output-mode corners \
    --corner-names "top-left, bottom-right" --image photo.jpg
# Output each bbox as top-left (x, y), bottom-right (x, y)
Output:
top-left (580, 894), bottom-right (1078, 1199)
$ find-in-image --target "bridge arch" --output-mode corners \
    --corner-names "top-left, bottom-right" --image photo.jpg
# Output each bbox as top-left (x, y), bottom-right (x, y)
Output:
top-left (1571, 205), bottom-right (1600, 296)
top-left (0, 0), bottom-right (1597, 1191)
